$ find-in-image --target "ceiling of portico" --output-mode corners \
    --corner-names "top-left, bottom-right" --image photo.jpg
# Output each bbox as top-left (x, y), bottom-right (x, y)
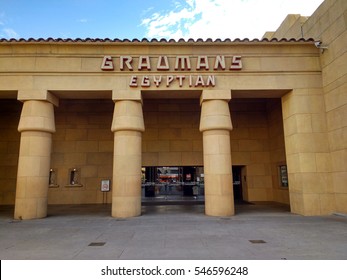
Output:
top-left (231, 89), bottom-right (291, 98)
top-left (141, 89), bottom-right (291, 99)
top-left (0, 91), bottom-right (17, 99)
top-left (0, 89), bottom-right (292, 100)
top-left (49, 90), bottom-right (112, 99)
top-left (141, 90), bottom-right (202, 99)
top-left (50, 90), bottom-right (201, 100)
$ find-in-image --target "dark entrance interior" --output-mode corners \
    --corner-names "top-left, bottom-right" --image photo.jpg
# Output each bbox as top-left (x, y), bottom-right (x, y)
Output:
top-left (232, 166), bottom-right (243, 202)
top-left (142, 166), bottom-right (204, 203)
top-left (142, 166), bottom-right (244, 204)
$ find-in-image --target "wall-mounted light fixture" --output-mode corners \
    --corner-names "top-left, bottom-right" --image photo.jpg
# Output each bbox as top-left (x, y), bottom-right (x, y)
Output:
top-left (314, 41), bottom-right (328, 53)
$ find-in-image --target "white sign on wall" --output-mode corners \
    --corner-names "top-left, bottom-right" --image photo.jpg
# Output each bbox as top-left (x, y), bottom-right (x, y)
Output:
top-left (101, 179), bottom-right (111, 192)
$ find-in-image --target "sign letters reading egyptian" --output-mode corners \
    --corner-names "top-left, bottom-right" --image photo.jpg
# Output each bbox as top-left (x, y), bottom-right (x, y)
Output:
top-left (100, 55), bottom-right (242, 88)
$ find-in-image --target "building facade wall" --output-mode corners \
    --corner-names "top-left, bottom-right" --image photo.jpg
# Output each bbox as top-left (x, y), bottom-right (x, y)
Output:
top-left (0, 37), bottom-right (324, 218)
top-left (266, 0), bottom-right (347, 214)
top-left (303, 0), bottom-right (347, 214)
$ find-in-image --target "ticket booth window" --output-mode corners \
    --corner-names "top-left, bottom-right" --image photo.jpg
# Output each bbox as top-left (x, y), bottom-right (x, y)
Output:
top-left (67, 168), bottom-right (82, 187)
top-left (49, 168), bottom-right (59, 188)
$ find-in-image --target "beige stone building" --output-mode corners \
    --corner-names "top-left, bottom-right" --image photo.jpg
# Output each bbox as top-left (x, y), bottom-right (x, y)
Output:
top-left (0, 0), bottom-right (346, 219)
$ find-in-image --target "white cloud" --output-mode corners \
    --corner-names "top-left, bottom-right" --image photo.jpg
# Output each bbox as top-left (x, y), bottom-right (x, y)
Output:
top-left (141, 6), bottom-right (155, 16)
top-left (2, 28), bottom-right (19, 38)
top-left (0, 12), bottom-right (19, 38)
top-left (141, 0), bottom-right (324, 40)
top-left (141, 3), bottom-right (199, 39)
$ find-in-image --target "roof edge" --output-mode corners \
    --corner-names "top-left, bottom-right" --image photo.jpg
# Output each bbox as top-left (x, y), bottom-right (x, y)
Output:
top-left (0, 37), bottom-right (316, 44)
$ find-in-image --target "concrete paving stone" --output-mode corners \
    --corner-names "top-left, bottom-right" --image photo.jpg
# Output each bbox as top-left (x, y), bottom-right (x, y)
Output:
top-left (119, 246), bottom-right (212, 260)
top-left (0, 204), bottom-right (346, 260)
top-left (74, 246), bottom-right (125, 260)
top-left (208, 246), bottom-right (257, 260)
top-left (96, 232), bottom-right (135, 245)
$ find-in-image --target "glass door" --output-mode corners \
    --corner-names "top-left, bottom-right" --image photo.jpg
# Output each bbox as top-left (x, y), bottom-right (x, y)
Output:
top-left (142, 166), bottom-right (204, 203)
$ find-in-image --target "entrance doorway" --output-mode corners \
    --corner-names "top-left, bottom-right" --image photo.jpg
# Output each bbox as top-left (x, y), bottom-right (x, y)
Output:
top-left (142, 166), bottom-right (204, 203)
top-left (232, 166), bottom-right (244, 202)
top-left (142, 166), bottom-right (245, 204)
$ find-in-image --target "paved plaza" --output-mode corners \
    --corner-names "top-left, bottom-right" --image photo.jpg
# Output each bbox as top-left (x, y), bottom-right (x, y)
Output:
top-left (0, 203), bottom-right (346, 260)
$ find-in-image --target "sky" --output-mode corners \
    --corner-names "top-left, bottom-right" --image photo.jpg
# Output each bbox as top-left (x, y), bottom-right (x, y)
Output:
top-left (0, 0), bottom-right (324, 40)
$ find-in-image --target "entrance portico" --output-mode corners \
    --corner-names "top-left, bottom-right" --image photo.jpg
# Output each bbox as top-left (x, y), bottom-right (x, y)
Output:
top-left (109, 89), bottom-right (235, 218)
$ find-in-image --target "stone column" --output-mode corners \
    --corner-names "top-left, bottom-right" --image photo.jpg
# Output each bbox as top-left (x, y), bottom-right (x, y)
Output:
top-left (14, 100), bottom-right (56, 220)
top-left (199, 90), bottom-right (234, 217)
top-left (111, 90), bottom-right (144, 218)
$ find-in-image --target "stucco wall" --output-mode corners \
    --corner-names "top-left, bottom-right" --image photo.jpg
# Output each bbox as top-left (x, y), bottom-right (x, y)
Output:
top-left (303, 0), bottom-right (347, 213)
top-left (49, 99), bottom-right (114, 204)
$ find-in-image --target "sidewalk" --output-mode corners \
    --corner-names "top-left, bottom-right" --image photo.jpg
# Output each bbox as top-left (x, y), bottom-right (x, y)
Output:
top-left (0, 203), bottom-right (346, 260)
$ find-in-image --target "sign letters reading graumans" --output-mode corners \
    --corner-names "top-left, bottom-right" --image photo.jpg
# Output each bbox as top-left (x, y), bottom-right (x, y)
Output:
top-left (100, 55), bottom-right (242, 88)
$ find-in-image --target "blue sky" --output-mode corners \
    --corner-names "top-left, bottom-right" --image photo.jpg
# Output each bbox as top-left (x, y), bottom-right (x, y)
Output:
top-left (0, 0), bottom-right (324, 40)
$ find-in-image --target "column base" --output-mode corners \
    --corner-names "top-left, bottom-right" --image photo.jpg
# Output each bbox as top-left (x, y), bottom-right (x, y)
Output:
top-left (112, 196), bottom-right (141, 218)
top-left (14, 197), bottom-right (48, 220)
top-left (205, 194), bottom-right (235, 217)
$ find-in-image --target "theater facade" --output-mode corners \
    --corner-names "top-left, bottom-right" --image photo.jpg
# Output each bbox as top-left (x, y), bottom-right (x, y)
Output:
top-left (0, 0), bottom-right (346, 219)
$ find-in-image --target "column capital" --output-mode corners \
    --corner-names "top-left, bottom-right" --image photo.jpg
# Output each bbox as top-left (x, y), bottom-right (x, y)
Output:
top-left (199, 98), bottom-right (233, 132)
top-left (111, 100), bottom-right (145, 133)
top-left (200, 89), bottom-right (231, 105)
top-left (112, 89), bottom-right (142, 103)
top-left (18, 89), bottom-right (59, 107)
top-left (18, 100), bottom-right (56, 133)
